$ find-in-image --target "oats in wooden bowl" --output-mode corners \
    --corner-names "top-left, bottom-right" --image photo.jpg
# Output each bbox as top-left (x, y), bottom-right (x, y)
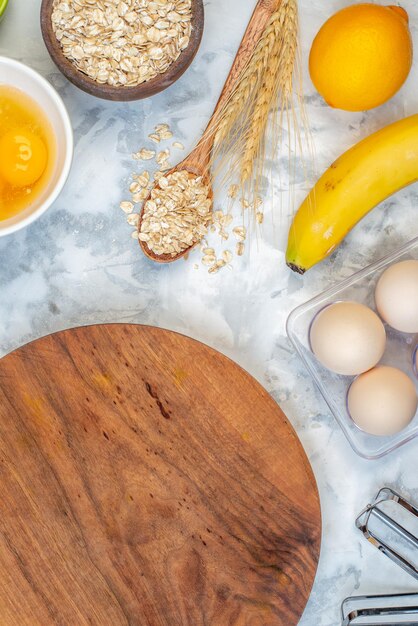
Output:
top-left (41, 0), bottom-right (204, 101)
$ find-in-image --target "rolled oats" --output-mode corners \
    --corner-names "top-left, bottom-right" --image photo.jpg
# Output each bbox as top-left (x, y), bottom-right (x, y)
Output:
top-left (156, 149), bottom-right (170, 166)
top-left (139, 170), bottom-right (212, 257)
top-left (236, 242), bottom-right (245, 256)
top-left (159, 129), bottom-right (173, 140)
top-left (120, 200), bottom-right (134, 213)
top-left (129, 181), bottom-right (142, 193)
top-left (132, 188), bottom-right (150, 202)
top-left (127, 213), bottom-right (140, 226)
top-left (51, 0), bottom-right (193, 88)
top-left (135, 171), bottom-right (150, 188)
top-left (233, 226), bottom-right (247, 242)
top-left (202, 254), bottom-right (216, 266)
top-left (149, 133), bottom-right (161, 144)
top-left (122, 128), bottom-right (257, 268)
top-left (155, 124), bottom-right (170, 133)
top-left (135, 148), bottom-right (156, 161)
top-left (221, 214), bottom-right (233, 227)
top-left (222, 250), bottom-right (233, 264)
top-left (202, 247), bottom-right (215, 256)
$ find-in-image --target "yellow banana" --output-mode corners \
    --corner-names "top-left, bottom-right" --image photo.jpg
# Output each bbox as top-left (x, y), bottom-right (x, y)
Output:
top-left (286, 114), bottom-right (418, 273)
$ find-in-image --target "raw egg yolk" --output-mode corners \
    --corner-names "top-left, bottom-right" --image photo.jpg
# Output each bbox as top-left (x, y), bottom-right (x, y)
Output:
top-left (0, 129), bottom-right (47, 187)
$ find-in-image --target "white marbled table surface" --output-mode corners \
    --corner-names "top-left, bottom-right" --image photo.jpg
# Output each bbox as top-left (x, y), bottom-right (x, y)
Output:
top-left (1, 1), bottom-right (418, 624)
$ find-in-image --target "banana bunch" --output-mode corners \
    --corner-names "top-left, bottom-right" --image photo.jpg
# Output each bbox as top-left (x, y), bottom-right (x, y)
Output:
top-left (286, 114), bottom-right (418, 274)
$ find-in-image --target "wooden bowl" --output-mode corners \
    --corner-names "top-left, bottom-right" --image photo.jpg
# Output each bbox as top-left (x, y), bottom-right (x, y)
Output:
top-left (40, 0), bottom-right (204, 101)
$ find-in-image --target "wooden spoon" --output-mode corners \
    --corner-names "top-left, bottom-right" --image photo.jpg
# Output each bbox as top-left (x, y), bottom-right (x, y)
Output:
top-left (138, 0), bottom-right (281, 263)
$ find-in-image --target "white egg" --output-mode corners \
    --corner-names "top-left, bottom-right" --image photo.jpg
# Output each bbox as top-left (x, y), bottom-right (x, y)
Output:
top-left (309, 301), bottom-right (386, 376)
top-left (347, 366), bottom-right (418, 436)
top-left (375, 260), bottom-right (418, 333)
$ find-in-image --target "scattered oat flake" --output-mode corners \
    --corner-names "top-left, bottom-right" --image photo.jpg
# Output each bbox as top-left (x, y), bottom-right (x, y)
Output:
top-left (131, 230), bottom-right (139, 239)
top-left (222, 250), bottom-right (233, 264)
top-left (155, 123), bottom-right (170, 133)
top-left (240, 197), bottom-right (250, 209)
top-left (120, 201), bottom-right (134, 213)
top-left (127, 213), bottom-right (139, 226)
top-left (149, 133), bottom-right (161, 144)
top-left (233, 226), bottom-right (247, 241)
top-left (130, 181), bottom-right (141, 193)
top-left (132, 188), bottom-right (150, 203)
top-left (202, 254), bottom-right (216, 266)
top-left (236, 242), bottom-right (245, 256)
top-left (136, 171), bottom-right (150, 188)
top-left (138, 149), bottom-right (156, 160)
top-left (156, 149), bottom-right (170, 165)
top-left (172, 141), bottom-right (184, 150)
top-left (228, 184), bottom-right (238, 199)
top-left (256, 212), bottom-right (264, 224)
top-left (221, 214), bottom-right (233, 227)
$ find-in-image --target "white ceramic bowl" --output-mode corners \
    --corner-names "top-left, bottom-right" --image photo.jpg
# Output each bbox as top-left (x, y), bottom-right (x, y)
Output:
top-left (0, 57), bottom-right (73, 235)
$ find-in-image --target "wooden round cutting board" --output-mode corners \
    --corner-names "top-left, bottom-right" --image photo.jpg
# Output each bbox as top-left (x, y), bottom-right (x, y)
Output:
top-left (0, 324), bottom-right (321, 625)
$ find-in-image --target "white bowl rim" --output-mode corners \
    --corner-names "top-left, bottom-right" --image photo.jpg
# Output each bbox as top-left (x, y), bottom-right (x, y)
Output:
top-left (0, 56), bottom-right (73, 236)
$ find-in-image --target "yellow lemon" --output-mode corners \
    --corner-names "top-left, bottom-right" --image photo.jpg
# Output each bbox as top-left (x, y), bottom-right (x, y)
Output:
top-left (309, 4), bottom-right (412, 112)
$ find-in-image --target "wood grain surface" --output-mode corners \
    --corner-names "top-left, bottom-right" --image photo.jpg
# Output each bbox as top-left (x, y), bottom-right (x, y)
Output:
top-left (0, 324), bottom-right (321, 625)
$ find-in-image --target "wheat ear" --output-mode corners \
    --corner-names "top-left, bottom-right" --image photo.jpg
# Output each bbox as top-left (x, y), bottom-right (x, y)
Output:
top-left (241, 0), bottom-right (298, 185)
top-left (208, 0), bottom-right (301, 210)
top-left (212, 13), bottom-right (282, 147)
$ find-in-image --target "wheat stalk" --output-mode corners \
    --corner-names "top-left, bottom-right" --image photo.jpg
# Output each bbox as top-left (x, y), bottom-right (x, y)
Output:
top-left (209, 0), bottom-right (301, 210)
top-left (212, 16), bottom-right (280, 146)
top-left (242, 1), bottom-right (298, 183)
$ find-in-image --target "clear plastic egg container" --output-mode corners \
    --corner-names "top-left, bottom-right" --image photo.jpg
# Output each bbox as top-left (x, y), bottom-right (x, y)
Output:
top-left (287, 236), bottom-right (418, 459)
